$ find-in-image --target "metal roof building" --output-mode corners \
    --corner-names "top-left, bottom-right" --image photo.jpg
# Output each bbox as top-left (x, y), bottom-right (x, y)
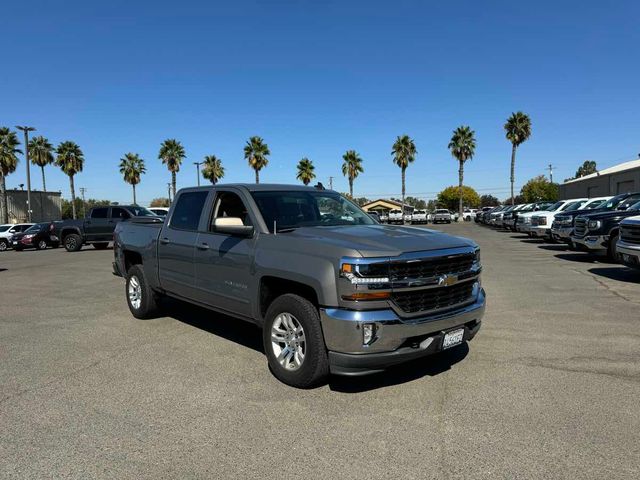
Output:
top-left (559, 158), bottom-right (640, 199)
top-left (4, 189), bottom-right (62, 223)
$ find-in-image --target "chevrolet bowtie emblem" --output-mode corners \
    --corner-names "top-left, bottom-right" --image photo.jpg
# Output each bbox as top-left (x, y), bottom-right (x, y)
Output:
top-left (438, 274), bottom-right (457, 287)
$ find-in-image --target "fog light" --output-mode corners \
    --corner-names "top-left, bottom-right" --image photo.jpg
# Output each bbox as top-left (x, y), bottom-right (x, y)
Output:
top-left (363, 323), bottom-right (376, 346)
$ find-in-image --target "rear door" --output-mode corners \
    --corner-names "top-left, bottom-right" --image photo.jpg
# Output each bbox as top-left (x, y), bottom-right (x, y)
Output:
top-left (157, 190), bottom-right (211, 299)
top-left (193, 189), bottom-right (256, 317)
top-left (85, 207), bottom-right (110, 241)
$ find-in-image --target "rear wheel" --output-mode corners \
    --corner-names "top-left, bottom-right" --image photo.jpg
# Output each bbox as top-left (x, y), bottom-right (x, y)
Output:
top-left (93, 242), bottom-right (109, 250)
top-left (125, 264), bottom-right (160, 319)
top-left (64, 234), bottom-right (83, 252)
top-left (263, 294), bottom-right (329, 388)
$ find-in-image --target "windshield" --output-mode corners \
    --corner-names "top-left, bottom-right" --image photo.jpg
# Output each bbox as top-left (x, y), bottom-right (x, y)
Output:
top-left (545, 201), bottom-right (564, 211)
top-left (585, 199), bottom-right (605, 209)
top-left (603, 194), bottom-right (628, 209)
top-left (127, 206), bottom-right (156, 216)
top-left (562, 201), bottom-right (586, 212)
top-left (629, 201), bottom-right (640, 211)
top-left (0, 225), bottom-right (10, 232)
top-left (24, 223), bottom-right (47, 233)
top-left (251, 191), bottom-right (375, 232)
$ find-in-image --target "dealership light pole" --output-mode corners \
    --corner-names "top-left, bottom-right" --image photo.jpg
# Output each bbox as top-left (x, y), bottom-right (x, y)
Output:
top-left (16, 126), bottom-right (36, 222)
top-left (193, 161), bottom-right (203, 186)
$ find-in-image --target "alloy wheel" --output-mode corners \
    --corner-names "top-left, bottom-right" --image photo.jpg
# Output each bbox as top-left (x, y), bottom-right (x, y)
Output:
top-left (128, 275), bottom-right (142, 310)
top-left (271, 313), bottom-right (306, 371)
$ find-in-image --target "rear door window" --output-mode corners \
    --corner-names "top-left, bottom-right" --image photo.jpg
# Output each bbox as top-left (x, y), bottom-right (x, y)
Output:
top-left (170, 191), bottom-right (209, 230)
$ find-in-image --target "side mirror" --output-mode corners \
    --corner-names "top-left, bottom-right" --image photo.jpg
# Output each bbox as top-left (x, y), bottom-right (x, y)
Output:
top-left (617, 205), bottom-right (628, 211)
top-left (213, 218), bottom-right (254, 237)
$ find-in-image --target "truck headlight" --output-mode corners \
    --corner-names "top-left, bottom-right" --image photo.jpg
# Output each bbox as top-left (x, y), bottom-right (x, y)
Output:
top-left (340, 263), bottom-right (389, 284)
top-left (588, 220), bottom-right (601, 230)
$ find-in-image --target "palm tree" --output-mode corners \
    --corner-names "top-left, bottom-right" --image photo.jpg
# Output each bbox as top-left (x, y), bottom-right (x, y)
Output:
top-left (158, 139), bottom-right (186, 197)
top-left (296, 157), bottom-right (315, 185)
top-left (244, 136), bottom-right (270, 183)
top-left (0, 127), bottom-right (22, 223)
top-left (341, 150), bottom-right (364, 197)
top-left (119, 153), bottom-right (146, 205)
top-left (55, 141), bottom-right (84, 219)
top-left (391, 135), bottom-right (417, 219)
top-left (448, 126), bottom-right (476, 216)
top-left (28, 136), bottom-right (54, 192)
top-left (504, 112), bottom-right (532, 205)
top-left (202, 155), bottom-right (225, 184)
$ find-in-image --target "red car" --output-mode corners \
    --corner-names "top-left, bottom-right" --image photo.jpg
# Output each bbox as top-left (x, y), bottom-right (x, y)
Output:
top-left (10, 222), bottom-right (60, 251)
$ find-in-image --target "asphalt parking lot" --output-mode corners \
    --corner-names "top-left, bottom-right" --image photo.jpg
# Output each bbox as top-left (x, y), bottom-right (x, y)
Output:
top-left (1, 223), bottom-right (639, 479)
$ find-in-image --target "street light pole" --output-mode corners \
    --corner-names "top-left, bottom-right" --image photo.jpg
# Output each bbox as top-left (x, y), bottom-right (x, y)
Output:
top-left (193, 162), bottom-right (203, 186)
top-left (16, 126), bottom-right (36, 222)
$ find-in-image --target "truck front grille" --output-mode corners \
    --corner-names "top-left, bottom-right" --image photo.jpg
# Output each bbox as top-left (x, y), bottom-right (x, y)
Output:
top-left (621, 224), bottom-right (640, 244)
top-left (391, 281), bottom-right (475, 314)
top-left (389, 254), bottom-right (474, 281)
top-left (574, 217), bottom-right (587, 238)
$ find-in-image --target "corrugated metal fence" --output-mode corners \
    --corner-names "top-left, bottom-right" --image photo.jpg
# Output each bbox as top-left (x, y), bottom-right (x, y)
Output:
top-left (6, 190), bottom-right (62, 223)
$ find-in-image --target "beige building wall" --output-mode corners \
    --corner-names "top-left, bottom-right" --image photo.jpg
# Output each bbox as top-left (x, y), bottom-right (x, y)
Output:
top-left (559, 167), bottom-right (640, 199)
top-left (6, 190), bottom-right (62, 223)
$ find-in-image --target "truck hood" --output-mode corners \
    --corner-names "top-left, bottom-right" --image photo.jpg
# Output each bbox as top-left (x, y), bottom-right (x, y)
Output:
top-left (282, 225), bottom-right (475, 257)
top-left (577, 210), bottom-right (640, 221)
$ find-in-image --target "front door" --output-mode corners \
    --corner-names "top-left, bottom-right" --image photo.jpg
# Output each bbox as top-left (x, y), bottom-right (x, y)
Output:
top-left (109, 207), bottom-right (132, 237)
top-left (157, 190), bottom-right (210, 299)
top-left (194, 189), bottom-right (255, 317)
top-left (85, 207), bottom-right (110, 241)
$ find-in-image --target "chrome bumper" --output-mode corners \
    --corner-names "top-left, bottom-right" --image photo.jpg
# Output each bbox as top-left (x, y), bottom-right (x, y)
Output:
top-left (530, 226), bottom-right (551, 237)
top-left (320, 288), bottom-right (485, 355)
top-left (572, 234), bottom-right (608, 251)
top-left (617, 241), bottom-right (640, 267)
top-left (551, 226), bottom-right (573, 240)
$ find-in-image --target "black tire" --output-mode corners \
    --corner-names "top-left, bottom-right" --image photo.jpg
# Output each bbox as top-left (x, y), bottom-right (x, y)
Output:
top-left (263, 294), bottom-right (329, 388)
top-left (93, 242), bottom-right (109, 250)
top-left (36, 239), bottom-right (48, 250)
top-left (0, 240), bottom-right (8, 252)
top-left (64, 233), bottom-right (83, 252)
top-left (608, 231), bottom-right (620, 262)
top-left (125, 264), bottom-right (160, 319)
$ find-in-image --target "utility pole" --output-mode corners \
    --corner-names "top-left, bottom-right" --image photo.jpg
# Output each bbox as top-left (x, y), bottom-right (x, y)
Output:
top-left (16, 126), bottom-right (36, 222)
top-left (329, 176), bottom-right (334, 190)
top-left (167, 183), bottom-right (172, 202)
top-left (80, 187), bottom-right (87, 218)
top-left (547, 164), bottom-right (554, 183)
top-left (193, 161), bottom-right (203, 186)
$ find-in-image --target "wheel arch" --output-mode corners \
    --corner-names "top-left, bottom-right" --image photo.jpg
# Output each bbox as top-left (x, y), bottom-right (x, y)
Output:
top-left (259, 276), bottom-right (320, 321)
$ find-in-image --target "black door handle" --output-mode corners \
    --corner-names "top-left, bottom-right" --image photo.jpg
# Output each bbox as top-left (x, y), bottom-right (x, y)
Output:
top-left (197, 243), bottom-right (210, 250)
top-left (160, 237), bottom-right (170, 245)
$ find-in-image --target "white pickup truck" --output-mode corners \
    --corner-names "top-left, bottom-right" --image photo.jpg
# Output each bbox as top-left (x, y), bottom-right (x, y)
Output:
top-left (388, 209), bottom-right (403, 224)
top-left (528, 199), bottom-right (587, 238)
top-left (412, 209), bottom-right (429, 224)
top-left (433, 209), bottom-right (452, 224)
top-left (617, 215), bottom-right (640, 269)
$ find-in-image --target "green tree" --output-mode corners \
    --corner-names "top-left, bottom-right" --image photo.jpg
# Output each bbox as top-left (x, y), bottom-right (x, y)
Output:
top-left (448, 126), bottom-right (476, 216)
top-left (391, 135), bottom-right (417, 216)
top-left (575, 160), bottom-right (597, 178)
top-left (28, 136), bottom-right (54, 192)
top-left (520, 175), bottom-right (558, 202)
top-left (353, 197), bottom-right (370, 206)
top-left (244, 136), bottom-right (270, 183)
top-left (341, 150), bottom-right (364, 197)
top-left (202, 155), bottom-right (224, 184)
top-left (504, 111), bottom-right (532, 205)
top-left (480, 194), bottom-right (499, 207)
top-left (0, 127), bottom-right (22, 223)
top-left (158, 139), bottom-right (186, 198)
top-left (55, 141), bottom-right (85, 220)
top-left (296, 157), bottom-right (315, 185)
top-left (150, 197), bottom-right (170, 208)
top-left (61, 198), bottom-right (110, 220)
top-left (119, 153), bottom-right (146, 205)
top-left (437, 185), bottom-right (481, 211)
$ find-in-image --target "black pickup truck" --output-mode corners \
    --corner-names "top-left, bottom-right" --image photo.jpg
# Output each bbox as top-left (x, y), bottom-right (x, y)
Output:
top-left (59, 205), bottom-right (157, 252)
top-left (112, 184), bottom-right (485, 387)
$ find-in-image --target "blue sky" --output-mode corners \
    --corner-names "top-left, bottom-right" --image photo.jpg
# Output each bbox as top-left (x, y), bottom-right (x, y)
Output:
top-left (2, 0), bottom-right (639, 205)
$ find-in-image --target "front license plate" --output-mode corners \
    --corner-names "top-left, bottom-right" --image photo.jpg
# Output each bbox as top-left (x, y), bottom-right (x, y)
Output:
top-left (443, 328), bottom-right (464, 349)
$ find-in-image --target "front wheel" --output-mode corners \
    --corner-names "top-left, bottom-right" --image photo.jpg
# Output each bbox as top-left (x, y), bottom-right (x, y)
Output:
top-left (36, 239), bottom-right (48, 250)
top-left (64, 234), bottom-right (83, 252)
top-left (263, 294), bottom-right (329, 388)
top-left (0, 240), bottom-right (8, 252)
top-left (608, 232), bottom-right (620, 262)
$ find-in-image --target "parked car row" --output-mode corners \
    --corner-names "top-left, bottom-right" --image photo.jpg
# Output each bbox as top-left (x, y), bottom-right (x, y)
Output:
top-left (477, 192), bottom-right (640, 269)
top-left (378, 208), bottom-right (468, 224)
top-left (0, 222), bottom-right (61, 251)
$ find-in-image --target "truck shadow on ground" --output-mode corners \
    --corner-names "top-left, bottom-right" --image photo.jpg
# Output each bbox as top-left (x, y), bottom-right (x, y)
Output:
top-left (587, 267), bottom-right (640, 284)
top-left (328, 343), bottom-right (469, 393)
top-left (537, 244), bottom-right (571, 252)
top-left (160, 297), bottom-right (469, 391)
top-left (554, 253), bottom-right (609, 264)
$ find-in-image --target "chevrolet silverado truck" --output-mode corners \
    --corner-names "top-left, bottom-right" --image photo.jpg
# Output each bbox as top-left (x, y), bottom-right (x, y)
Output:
top-left (572, 199), bottom-right (640, 260)
top-left (529, 198), bottom-right (587, 239)
top-left (617, 215), bottom-right (640, 269)
top-left (432, 209), bottom-right (452, 224)
top-left (59, 205), bottom-right (158, 251)
top-left (112, 184), bottom-right (485, 388)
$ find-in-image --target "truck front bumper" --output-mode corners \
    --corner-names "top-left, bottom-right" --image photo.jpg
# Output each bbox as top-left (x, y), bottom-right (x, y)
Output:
top-left (617, 240), bottom-right (640, 269)
top-left (572, 234), bottom-right (608, 253)
top-left (530, 226), bottom-right (551, 238)
top-left (551, 225), bottom-right (573, 242)
top-left (320, 288), bottom-right (485, 376)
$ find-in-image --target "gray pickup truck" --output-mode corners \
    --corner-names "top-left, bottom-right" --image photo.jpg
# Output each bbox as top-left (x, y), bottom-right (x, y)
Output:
top-left (113, 184), bottom-right (485, 387)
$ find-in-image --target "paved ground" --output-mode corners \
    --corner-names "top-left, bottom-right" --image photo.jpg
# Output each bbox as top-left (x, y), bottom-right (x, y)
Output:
top-left (1, 223), bottom-right (639, 479)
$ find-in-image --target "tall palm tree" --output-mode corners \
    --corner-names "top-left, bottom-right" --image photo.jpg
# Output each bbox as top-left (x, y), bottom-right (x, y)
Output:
top-left (28, 136), bottom-right (54, 192)
top-left (0, 127), bottom-right (22, 223)
top-left (341, 150), bottom-right (364, 197)
top-left (296, 157), bottom-right (315, 185)
top-left (244, 136), bottom-right (270, 183)
top-left (391, 135), bottom-right (417, 218)
top-left (448, 126), bottom-right (476, 216)
top-left (119, 153), bottom-right (146, 205)
top-left (504, 111), bottom-right (532, 205)
top-left (55, 141), bottom-right (84, 220)
top-left (158, 139), bottom-right (186, 197)
top-left (202, 155), bottom-right (225, 184)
